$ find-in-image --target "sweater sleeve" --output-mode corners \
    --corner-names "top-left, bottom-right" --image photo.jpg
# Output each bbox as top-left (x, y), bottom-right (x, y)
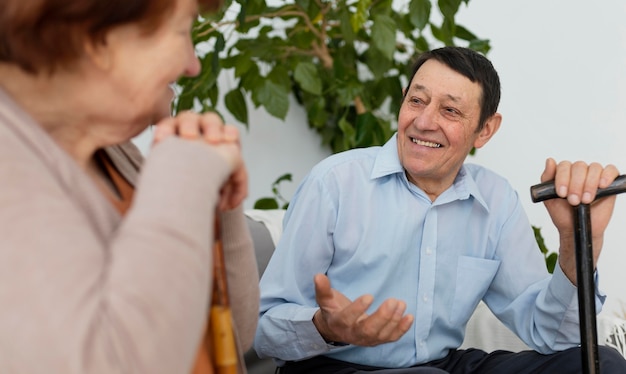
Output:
top-left (220, 206), bottom-right (260, 352)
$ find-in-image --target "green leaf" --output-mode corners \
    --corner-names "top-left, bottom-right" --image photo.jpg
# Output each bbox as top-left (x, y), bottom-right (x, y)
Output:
top-left (370, 0), bottom-right (393, 15)
top-left (306, 97), bottom-right (328, 128)
top-left (365, 76), bottom-right (402, 111)
top-left (204, 84), bottom-right (219, 109)
top-left (214, 33), bottom-right (226, 54)
top-left (338, 6), bottom-right (356, 45)
top-left (294, 62), bottom-right (322, 95)
top-left (254, 198), bottom-right (280, 210)
top-left (240, 64), bottom-right (264, 105)
top-left (232, 54), bottom-right (255, 78)
top-left (224, 88), bottom-right (248, 126)
top-left (363, 47), bottom-right (394, 79)
top-left (415, 35), bottom-right (431, 54)
top-left (532, 225), bottom-right (557, 273)
top-left (338, 115), bottom-right (356, 139)
top-left (546, 253), bottom-right (558, 274)
top-left (336, 79), bottom-right (362, 107)
top-left (409, 0), bottom-right (431, 30)
top-left (469, 39), bottom-right (491, 54)
top-left (532, 226), bottom-right (548, 254)
top-left (268, 65), bottom-right (292, 89)
top-left (371, 14), bottom-right (397, 61)
top-left (350, 0), bottom-right (372, 33)
top-left (272, 173), bottom-right (293, 188)
top-left (438, 0), bottom-right (462, 20)
top-left (174, 88), bottom-right (195, 113)
top-left (192, 19), bottom-right (216, 44)
top-left (252, 173), bottom-right (294, 209)
top-left (355, 112), bottom-right (382, 147)
top-left (255, 80), bottom-right (290, 120)
top-left (431, 17), bottom-right (455, 45)
top-left (333, 45), bottom-right (358, 80)
top-left (455, 24), bottom-right (477, 41)
top-left (241, 0), bottom-right (267, 17)
top-left (295, 0), bottom-right (316, 20)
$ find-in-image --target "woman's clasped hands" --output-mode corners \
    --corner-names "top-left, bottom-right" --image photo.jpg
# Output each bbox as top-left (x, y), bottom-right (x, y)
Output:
top-left (152, 111), bottom-right (248, 211)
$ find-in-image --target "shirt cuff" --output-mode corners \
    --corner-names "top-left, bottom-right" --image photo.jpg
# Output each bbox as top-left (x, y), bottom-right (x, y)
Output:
top-left (549, 263), bottom-right (606, 311)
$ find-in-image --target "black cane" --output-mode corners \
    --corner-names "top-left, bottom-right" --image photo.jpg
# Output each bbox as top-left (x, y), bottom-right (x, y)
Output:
top-left (530, 174), bottom-right (626, 374)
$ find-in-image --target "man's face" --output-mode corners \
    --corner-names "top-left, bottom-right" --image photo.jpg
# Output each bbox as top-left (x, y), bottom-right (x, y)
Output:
top-left (397, 59), bottom-right (499, 200)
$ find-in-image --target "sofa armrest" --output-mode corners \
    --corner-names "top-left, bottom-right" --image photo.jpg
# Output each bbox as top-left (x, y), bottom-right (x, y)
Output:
top-left (246, 216), bottom-right (276, 277)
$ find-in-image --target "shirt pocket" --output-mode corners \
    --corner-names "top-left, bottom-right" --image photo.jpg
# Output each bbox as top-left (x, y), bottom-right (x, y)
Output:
top-left (449, 256), bottom-right (501, 325)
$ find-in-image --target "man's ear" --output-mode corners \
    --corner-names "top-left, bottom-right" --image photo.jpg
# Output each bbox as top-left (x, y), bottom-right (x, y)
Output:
top-left (473, 113), bottom-right (502, 149)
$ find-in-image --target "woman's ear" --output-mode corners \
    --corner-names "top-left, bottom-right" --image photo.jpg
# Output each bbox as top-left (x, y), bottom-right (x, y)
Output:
top-left (473, 113), bottom-right (502, 149)
top-left (83, 37), bottom-right (111, 71)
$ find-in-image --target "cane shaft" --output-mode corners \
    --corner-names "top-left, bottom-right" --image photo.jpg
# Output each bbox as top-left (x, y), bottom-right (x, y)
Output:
top-left (209, 217), bottom-right (238, 374)
top-left (574, 204), bottom-right (600, 374)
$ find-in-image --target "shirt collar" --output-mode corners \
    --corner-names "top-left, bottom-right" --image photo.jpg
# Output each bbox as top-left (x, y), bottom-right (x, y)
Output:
top-left (371, 133), bottom-right (490, 212)
top-left (371, 133), bottom-right (405, 179)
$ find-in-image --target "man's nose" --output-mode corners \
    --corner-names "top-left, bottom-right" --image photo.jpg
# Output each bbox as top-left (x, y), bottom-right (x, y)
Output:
top-left (414, 104), bottom-right (438, 130)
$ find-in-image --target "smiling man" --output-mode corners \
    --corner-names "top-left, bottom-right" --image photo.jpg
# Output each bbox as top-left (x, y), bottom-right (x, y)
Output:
top-left (253, 46), bottom-right (626, 373)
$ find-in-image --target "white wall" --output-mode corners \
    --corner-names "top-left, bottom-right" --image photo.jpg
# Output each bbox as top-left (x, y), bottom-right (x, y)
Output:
top-left (134, 0), bottom-right (626, 316)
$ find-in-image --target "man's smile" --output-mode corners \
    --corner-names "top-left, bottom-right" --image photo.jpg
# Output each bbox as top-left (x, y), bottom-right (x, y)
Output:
top-left (410, 137), bottom-right (442, 148)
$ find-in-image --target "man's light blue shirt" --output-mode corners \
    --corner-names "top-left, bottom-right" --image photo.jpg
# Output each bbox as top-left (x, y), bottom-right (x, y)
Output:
top-left (254, 134), bottom-right (604, 368)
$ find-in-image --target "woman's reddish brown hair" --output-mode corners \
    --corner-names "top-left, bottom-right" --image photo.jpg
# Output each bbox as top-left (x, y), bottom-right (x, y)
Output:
top-left (0, 0), bottom-right (222, 74)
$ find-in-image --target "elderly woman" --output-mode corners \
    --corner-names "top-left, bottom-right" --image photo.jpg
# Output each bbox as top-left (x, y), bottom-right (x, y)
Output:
top-left (0, 0), bottom-right (258, 373)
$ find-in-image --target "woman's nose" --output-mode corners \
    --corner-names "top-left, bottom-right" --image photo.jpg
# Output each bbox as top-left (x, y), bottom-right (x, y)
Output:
top-left (184, 55), bottom-right (201, 77)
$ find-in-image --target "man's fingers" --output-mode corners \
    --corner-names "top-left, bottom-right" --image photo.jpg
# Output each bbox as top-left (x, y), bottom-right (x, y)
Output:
top-left (313, 276), bottom-right (412, 346)
top-left (579, 162), bottom-right (604, 204)
top-left (553, 160), bottom-right (572, 200)
top-left (360, 299), bottom-right (413, 342)
top-left (599, 164), bottom-right (620, 189)
top-left (541, 157), bottom-right (557, 184)
top-left (364, 299), bottom-right (405, 340)
top-left (314, 274), bottom-right (333, 305)
top-left (379, 314), bottom-right (414, 343)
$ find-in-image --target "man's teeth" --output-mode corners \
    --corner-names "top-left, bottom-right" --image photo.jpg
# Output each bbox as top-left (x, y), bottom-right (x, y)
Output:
top-left (412, 138), bottom-right (441, 148)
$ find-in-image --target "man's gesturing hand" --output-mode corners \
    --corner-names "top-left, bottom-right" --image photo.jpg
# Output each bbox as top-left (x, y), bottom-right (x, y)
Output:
top-left (311, 274), bottom-right (414, 347)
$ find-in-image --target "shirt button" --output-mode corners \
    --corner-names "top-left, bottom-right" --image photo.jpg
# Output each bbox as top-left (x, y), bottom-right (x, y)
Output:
top-left (423, 295), bottom-right (428, 302)
top-left (425, 248), bottom-right (432, 255)
top-left (419, 340), bottom-right (425, 347)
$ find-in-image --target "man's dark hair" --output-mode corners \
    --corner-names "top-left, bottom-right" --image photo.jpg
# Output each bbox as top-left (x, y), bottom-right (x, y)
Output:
top-left (404, 46), bottom-right (501, 131)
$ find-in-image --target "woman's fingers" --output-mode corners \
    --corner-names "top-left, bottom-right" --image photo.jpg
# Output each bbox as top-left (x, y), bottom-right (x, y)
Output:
top-left (153, 111), bottom-right (240, 145)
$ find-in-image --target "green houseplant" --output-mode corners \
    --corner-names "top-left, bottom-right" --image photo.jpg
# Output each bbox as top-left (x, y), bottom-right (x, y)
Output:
top-left (174, 0), bottom-right (489, 153)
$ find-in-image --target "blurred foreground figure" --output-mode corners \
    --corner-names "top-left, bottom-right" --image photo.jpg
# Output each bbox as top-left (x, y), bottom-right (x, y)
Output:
top-left (0, 0), bottom-right (259, 373)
